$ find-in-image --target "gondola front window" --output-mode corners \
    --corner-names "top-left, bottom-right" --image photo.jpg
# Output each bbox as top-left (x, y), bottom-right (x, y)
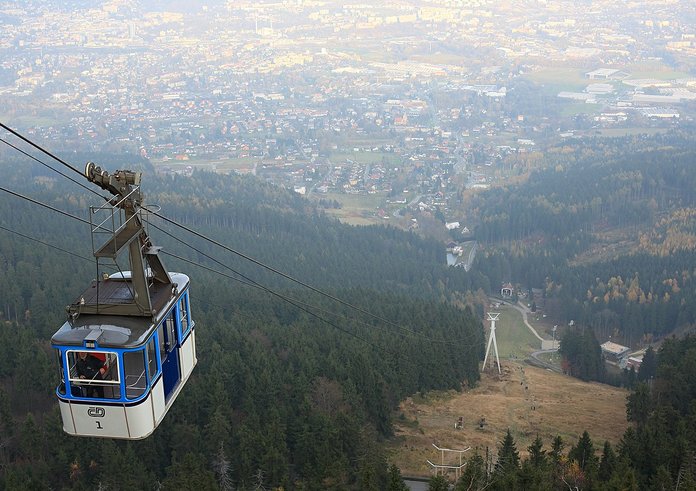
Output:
top-left (67, 351), bottom-right (120, 399)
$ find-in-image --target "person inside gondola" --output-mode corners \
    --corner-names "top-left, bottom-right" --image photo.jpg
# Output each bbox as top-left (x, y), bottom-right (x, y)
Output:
top-left (76, 352), bottom-right (106, 398)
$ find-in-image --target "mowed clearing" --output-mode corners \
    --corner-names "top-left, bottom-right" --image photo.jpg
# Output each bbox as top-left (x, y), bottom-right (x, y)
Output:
top-left (388, 362), bottom-right (629, 477)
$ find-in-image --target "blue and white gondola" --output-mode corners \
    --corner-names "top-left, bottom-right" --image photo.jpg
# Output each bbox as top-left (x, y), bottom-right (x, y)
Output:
top-left (51, 164), bottom-right (197, 439)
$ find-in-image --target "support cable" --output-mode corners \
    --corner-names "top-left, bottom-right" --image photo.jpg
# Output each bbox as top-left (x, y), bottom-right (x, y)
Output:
top-left (0, 122), bottom-right (484, 350)
top-left (160, 250), bottom-right (396, 355)
top-left (151, 220), bottom-right (482, 346)
top-left (0, 137), bottom-right (106, 198)
top-left (0, 122), bottom-right (85, 178)
top-left (152, 210), bottom-right (457, 341)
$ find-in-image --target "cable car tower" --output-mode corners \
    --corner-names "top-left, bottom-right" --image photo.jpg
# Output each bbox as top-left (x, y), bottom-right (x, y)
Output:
top-left (51, 164), bottom-right (197, 439)
top-left (482, 312), bottom-right (501, 374)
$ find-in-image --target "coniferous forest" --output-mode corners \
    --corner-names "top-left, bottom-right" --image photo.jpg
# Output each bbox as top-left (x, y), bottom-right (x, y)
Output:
top-left (2, 132), bottom-right (696, 489)
top-left (0, 157), bottom-right (484, 489)
top-left (470, 134), bottom-right (696, 349)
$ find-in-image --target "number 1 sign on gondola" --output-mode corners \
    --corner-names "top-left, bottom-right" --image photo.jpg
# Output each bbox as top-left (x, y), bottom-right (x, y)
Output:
top-left (51, 163), bottom-right (196, 439)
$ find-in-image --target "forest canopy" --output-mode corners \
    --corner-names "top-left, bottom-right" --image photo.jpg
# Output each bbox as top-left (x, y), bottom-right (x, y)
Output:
top-left (0, 157), bottom-right (484, 489)
top-left (470, 136), bottom-right (696, 345)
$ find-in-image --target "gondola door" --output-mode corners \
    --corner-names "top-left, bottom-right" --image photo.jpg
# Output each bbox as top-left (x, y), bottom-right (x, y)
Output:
top-left (160, 312), bottom-right (180, 401)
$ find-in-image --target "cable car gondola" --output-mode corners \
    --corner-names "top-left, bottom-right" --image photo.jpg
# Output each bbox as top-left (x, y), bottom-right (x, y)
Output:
top-left (51, 164), bottom-right (196, 439)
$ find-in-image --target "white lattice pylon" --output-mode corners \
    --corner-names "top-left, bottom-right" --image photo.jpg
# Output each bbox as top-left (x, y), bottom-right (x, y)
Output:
top-left (483, 312), bottom-right (501, 373)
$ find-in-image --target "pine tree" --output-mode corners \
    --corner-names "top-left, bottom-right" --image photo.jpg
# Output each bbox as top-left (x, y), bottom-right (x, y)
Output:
top-left (252, 468), bottom-right (267, 491)
top-left (456, 453), bottom-right (486, 491)
top-left (18, 413), bottom-right (43, 463)
top-left (496, 429), bottom-right (520, 472)
top-left (598, 440), bottom-right (616, 482)
top-left (626, 382), bottom-right (652, 426)
top-left (162, 452), bottom-right (217, 490)
top-left (0, 387), bottom-right (13, 437)
top-left (212, 442), bottom-right (234, 491)
top-left (606, 458), bottom-right (639, 491)
top-left (387, 464), bottom-right (409, 491)
top-left (638, 346), bottom-right (657, 382)
top-left (428, 474), bottom-right (450, 491)
top-left (204, 407), bottom-right (232, 457)
top-left (569, 430), bottom-right (598, 477)
top-left (550, 435), bottom-right (564, 466)
top-left (650, 464), bottom-right (673, 491)
top-left (492, 429), bottom-right (521, 490)
top-left (514, 435), bottom-right (549, 491)
top-left (527, 435), bottom-right (547, 469)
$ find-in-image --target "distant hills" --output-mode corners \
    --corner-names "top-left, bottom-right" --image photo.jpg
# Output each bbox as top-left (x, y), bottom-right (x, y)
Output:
top-left (468, 132), bottom-right (696, 344)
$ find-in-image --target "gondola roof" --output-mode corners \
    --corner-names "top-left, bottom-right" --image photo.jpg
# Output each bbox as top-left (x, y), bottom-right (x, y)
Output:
top-left (52, 272), bottom-right (189, 349)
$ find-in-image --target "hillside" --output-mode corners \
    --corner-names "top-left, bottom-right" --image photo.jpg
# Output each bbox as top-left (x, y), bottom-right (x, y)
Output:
top-left (0, 158), bottom-right (486, 489)
top-left (386, 299), bottom-right (628, 479)
top-left (388, 362), bottom-right (628, 477)
top-left (467, 135), bottom-right (696, 346)
top-left (1, 138), bottom-right (694, 488)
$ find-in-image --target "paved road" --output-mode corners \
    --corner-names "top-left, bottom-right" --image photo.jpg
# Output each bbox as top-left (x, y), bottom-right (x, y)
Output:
top-left (461, 241), bottom-right (477, 271)
top-left (500, 299), bottom-right (543, 341)
top-left (393, 194), bottom-right (423, 218)
top-left (494, 298), bottom-right (558, 350)
top-left (494, 299), bottom-right (562, 372)
top-left (529, 349), bottom-right (563, 373)
top-left (404, 479), bottom-right (429, 491)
